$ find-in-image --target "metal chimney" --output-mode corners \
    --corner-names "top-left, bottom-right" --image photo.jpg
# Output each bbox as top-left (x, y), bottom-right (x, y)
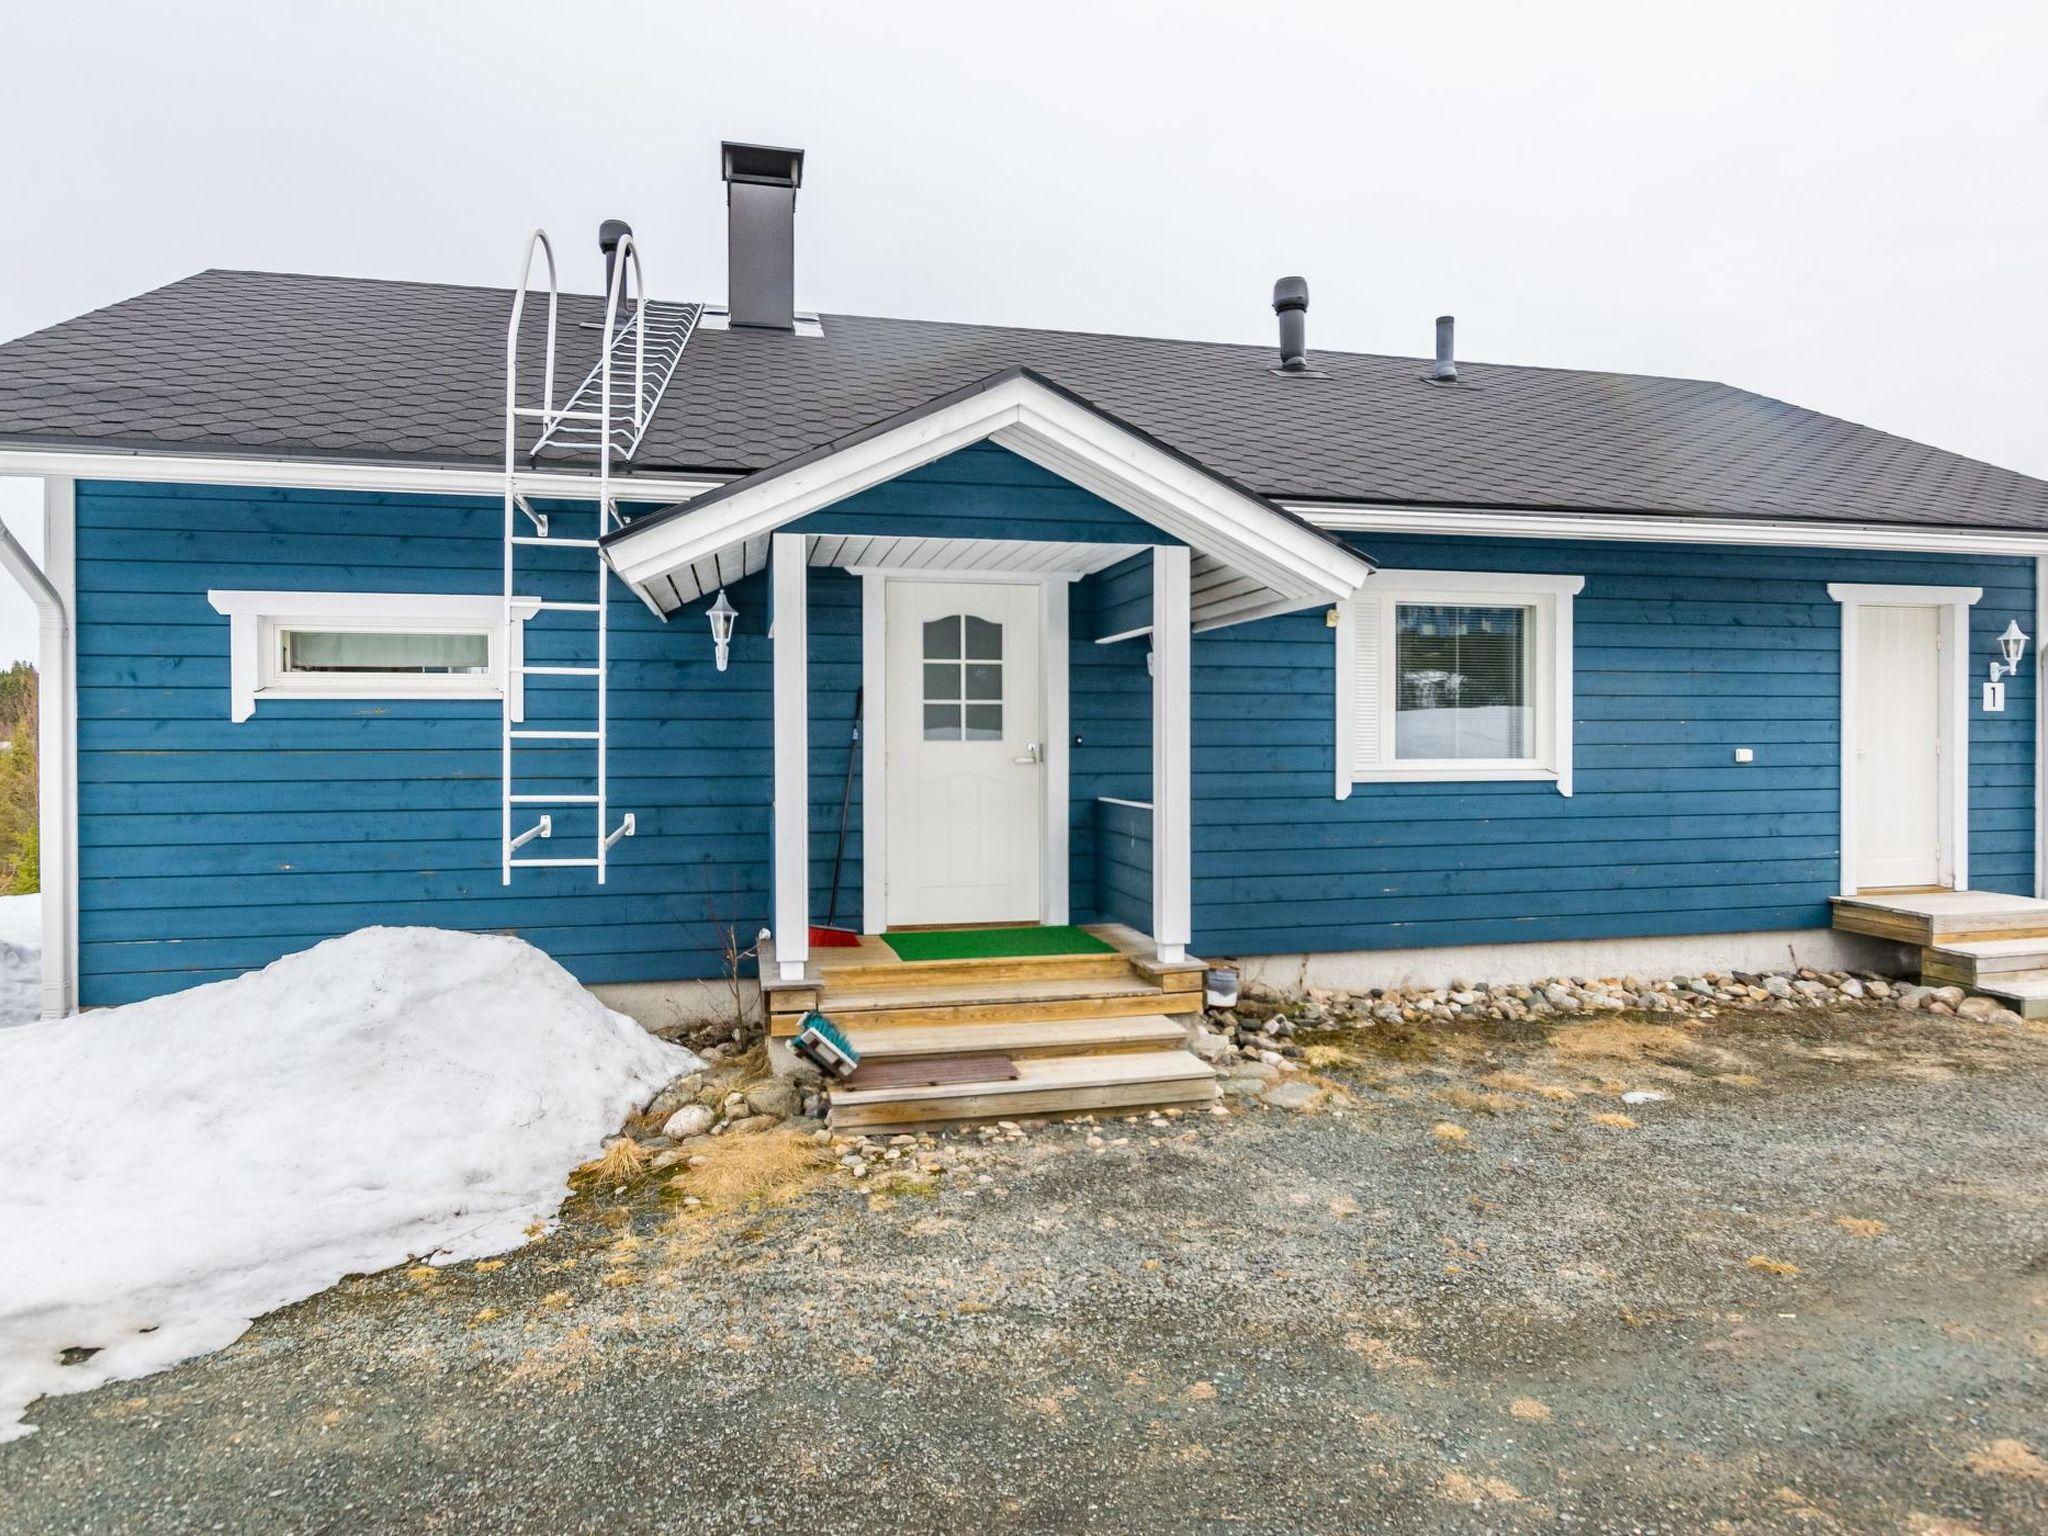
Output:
top-left (598, 219), bottom-right (633, 304)
top-left (1433, 315), bottom-right (1458, 383)
top-left (1272, 277), bottom-right (1310, 373)
top-left (720, 141), bottom-right (805, 331)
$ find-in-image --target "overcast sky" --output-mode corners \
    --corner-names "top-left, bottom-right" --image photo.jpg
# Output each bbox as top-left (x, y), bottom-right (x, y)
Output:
top-left (3, 0), bottom-right (2046, 664)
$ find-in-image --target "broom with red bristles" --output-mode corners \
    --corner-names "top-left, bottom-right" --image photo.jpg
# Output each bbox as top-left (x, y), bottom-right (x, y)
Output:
top-left (810, 686), bottom-right (863, 947)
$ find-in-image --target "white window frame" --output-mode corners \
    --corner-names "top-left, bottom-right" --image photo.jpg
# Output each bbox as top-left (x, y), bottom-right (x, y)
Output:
top-left (1335, 570), bottom-right (1584, 799)
top-left (207, 590), bottom-right (541, 722)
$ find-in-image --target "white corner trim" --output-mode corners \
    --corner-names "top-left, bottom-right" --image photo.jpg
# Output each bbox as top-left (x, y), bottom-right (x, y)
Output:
top-left (1832, 584), bottom-right (1975, 895)
top-left (0, 476), bottom-right (78, 1016)
top-left (206, 590), bottom-right (541, 721)
top-left (860, 572), bottom-right (887, 934)
top-left (1827, 582), bottom-right (1984, 608)
top-left (1043, 578), bottom-right (1071, 927)
top-left (1298, 501), bottom-right (2048, 559)
top-left (1151, 546), bottom-right (1192, 961)
top-left (771, 535), bottom-right (811, 979)
top-left (1332, 600), bottom-right (1355, 801)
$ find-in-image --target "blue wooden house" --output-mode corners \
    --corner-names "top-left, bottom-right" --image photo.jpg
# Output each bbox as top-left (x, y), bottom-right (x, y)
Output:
top-left (5, 142), bottom-right (2048, 1123)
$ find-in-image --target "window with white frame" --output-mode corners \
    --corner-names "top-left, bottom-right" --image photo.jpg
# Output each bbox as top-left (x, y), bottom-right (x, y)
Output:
top-left (1335, 571), bottom-right (1583, 797)
top-left (207, 591), bottom-right (541, 722)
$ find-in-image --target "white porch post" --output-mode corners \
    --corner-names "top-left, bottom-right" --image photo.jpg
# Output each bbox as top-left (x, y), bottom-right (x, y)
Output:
top-left (1151, 545), bottom-right (1192, 964)
top-left (772, 533), bottom-right (811, 981)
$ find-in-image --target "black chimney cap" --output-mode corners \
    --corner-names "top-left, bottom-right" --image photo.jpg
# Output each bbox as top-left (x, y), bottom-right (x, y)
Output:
top-left (721, 142), bottom-right (804, 189)
top-left (1272, 275), bottom-right (1309, 314)
top-left (597, 219), bottom-right (632, 255)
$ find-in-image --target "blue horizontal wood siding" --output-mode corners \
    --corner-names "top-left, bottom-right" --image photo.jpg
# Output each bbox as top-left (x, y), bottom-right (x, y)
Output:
top-left (1070, 566), bottom-right (1153, 918)
top-left (1095, 798), bottom-right (1154, 934)
top-left (73, 479), bottom-right (787, 1005)
top-left (1187, 535), bottom-right (2037, 957)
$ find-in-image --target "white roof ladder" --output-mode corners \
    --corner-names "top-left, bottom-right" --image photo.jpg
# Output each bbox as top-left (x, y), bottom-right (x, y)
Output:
top-left (500, 228), bottom-right (651, 883)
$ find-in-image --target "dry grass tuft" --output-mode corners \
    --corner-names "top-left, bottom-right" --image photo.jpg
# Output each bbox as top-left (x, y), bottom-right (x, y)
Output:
top-left (1507, 1396), bottom-right (1552, 1422)
top-left (1834, 1216), bottom-right (1889, 1238)
top-left (1185, 1380), bottom-right (1218, 1402)
top-left (1430, 1122), bottom-right (1471, 1147)
top-left (1438, 1469), bottom-right (1523, 1504)
top-left (575, 1138), bottom-right (651, 1187)
top-left (1300, 1041), bottom-right (1366, 1070)
top-left (471, 1307), bottom-right (501, 1325)
top-left (1746, 1254), bottom-right (1801, 1277)
top-left (1431, 1085), bottom-right (1524, 1116)
top-left (663, 1127), bottom-right (831, 1222)
top-left (1964, 1438), bottom-right (2048, 1481)
top-left (1549, 1020), bottom-right (1700, 1065)
top-left (1587, 1111), bottom-right (1638, 1130)
top-left (471, 1258), bottom-right (506, 1273)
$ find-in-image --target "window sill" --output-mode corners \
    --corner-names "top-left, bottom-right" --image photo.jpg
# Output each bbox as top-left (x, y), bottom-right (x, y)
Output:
top-left (1346, 765), bottom-right (1563, 787)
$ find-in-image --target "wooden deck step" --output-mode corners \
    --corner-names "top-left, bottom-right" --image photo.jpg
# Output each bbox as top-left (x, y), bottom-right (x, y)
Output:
top-left (1830, 891), bottom-right (2048, 947)
top-left (1921, 936), bottom-right (2048, 987)
top-left (811, 975), bottom-right (1203, 1033)
top-left (1951, 968), bottom-right (2048, 1019)
top-left (844, 1012), bottom-right (1189, 1064)
top-left (803, 951), bottom-right (1138, 990)
top-left (826, 1048), bottom-right (1217, 1132)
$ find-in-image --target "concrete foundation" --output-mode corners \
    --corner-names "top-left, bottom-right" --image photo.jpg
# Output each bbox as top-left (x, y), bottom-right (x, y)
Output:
top-left (589, 977), bottom-right (758, 1035)
top-left (1221, 927), bottom-right (1914, 995)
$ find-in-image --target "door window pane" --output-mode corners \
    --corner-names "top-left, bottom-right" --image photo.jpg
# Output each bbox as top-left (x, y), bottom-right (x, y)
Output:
top-left (920, 613), bottom-right (1003, 740)
top-left (1393, 604), bottom-right (1530, 760)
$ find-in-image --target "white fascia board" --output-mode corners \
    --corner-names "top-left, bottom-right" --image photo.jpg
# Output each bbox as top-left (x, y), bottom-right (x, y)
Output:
top-left (0, 446), bottom-right (727, 504)
top-left (603, 374), bottom-right (1373, 605)
top-left (1292, 500), bottom-right (2048, 558)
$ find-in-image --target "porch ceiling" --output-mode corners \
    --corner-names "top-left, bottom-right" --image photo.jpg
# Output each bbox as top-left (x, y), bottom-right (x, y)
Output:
top-left (601, 368), bottom-right (1374, 626)
top-left (657, 532), bottom-right (1148, 607)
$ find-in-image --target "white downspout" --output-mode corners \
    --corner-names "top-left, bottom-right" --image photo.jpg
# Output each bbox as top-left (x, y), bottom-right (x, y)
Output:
top-left (0, 478), bottom-right (75, 1017)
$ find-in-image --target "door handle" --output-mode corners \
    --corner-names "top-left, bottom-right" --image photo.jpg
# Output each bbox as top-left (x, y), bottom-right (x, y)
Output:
top-left (1012, 741), bottom-right (1042, 765)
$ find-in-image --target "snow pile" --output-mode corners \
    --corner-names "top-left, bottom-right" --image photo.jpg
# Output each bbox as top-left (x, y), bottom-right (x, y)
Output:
top-left (0, 892), bottom-right (38, 1028)
top-left (0, 926), bottom-right (698, 1441)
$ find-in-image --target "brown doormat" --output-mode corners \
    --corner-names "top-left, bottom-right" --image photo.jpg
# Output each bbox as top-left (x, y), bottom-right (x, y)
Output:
top-left (842, 1054), bottom-right (1020, 1092)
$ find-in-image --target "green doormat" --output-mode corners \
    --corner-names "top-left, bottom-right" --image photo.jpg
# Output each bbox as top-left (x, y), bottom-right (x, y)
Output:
top-left (881, 925), bottom-right (1117, 963)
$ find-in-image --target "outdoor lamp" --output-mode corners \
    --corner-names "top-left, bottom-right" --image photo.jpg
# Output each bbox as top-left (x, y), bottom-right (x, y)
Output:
top-left (708, 588), bottom-right (737, 672)
top-left (1992, 619), bottom-right (2030, 681)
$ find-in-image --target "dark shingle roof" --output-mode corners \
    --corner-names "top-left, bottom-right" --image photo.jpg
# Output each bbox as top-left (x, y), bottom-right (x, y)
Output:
top-left (3, 267), bottom-right (2045, 531)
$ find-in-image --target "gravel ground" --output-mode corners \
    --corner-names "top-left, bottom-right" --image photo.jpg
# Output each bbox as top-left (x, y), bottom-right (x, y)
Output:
top-left (4, 1001), bottom-right (2046, 1535)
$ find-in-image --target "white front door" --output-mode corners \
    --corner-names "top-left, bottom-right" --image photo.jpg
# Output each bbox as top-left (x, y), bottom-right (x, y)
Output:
top-left (1854, 603), bottom-right (1943, 889)
top-left (884, 580), bottom-right (1044, 926)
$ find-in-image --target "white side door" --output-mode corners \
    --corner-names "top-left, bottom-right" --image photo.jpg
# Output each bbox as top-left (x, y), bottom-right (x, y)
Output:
top-left (884, 581), bottom-right (1044, 926)
top-left (1854, 603), bottom-right (1943, 889)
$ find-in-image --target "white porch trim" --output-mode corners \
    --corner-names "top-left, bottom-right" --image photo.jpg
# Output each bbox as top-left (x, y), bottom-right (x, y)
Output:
top-left (772, 533), bottom-right (810, 980)
top-left (858, 567), bottom-right (1072, 935)
top-left (1828, 582), bottom-right (1981, 896)
top-left (1151, 546), bottom-right (1192, 964)
top-left (602, 371), bottom-right (1371, 624)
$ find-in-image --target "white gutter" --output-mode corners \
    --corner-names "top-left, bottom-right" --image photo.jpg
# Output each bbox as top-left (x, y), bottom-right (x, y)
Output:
top-left (1287, 501), bottom-right (2048, 558)
top-left (0, 477), bottom-right (75, 1017)
top-left (0, 446), bottom-right (729, 505)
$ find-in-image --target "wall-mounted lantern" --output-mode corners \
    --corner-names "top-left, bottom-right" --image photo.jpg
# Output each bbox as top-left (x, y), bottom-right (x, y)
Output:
top-left (708, 588), bottom-right (737, 673)
top-left (1984, 619), bottom-right (2029, 712)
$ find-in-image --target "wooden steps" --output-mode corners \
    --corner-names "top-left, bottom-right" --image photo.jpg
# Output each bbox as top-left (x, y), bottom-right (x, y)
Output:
top-left (1920, 936), bottom-right (2048, 987)
top-left (843, 1012), bottom-right (1190, 1064)
top-left (1946, 969), bottom-right (2048, 1019)
top-left (826, 1049), bottom-right (1218, 1132)
top-left (1831, 890), bottom-right (2048, 946)
top-left (762, 924), bottom-right (1214, 1130)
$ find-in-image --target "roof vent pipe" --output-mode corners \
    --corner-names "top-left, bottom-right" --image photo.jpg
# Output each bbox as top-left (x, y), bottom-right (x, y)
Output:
top-left (1433, 315), bottom-right (1457, 383)
top-left (1272, 276), bottom-right (1311, 372)
top-left (721, 141), bottom-right (805, 331)
top-left (598, 219), bottom-right (633, 304)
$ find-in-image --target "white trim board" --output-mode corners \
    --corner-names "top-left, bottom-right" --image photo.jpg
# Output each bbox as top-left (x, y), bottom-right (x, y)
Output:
top-left (206, 590), bottom-right (542, 722)
top-left (859, 568), bottom-right (1072, 935)
top-left (601, 373), bottom-right (1372, 625)
top-left (0, 446), bottom-right (726, 506)
top-left (1295, 502), bottom-right (2048, 558)
top-left (1828, 582), bottom-right (1980, 895)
